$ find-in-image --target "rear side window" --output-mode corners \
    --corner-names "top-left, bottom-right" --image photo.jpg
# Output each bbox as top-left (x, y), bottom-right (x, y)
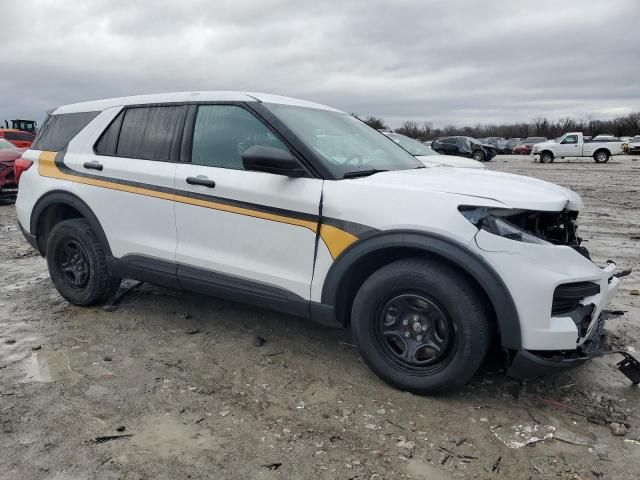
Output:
top-left (114, 106), bottom-right (187, 161)
top-left (32, 112), bottom-right (100, 151)
top-left (95, 105), bottom-right (187, 161)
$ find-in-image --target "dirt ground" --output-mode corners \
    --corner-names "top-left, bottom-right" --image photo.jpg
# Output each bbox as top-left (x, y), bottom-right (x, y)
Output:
top-left (1, 155), bottom-right (640, 480)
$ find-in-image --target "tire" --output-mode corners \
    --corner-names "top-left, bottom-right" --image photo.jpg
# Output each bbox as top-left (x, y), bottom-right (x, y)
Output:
top-left (594, 150), bottom-right (610, 163)
top-left (540, 151), bottom-right (554, 164)
top-left (46, 218), bottom-right (121, 306)
top-left (472, 150), bottom-right (485, 162)
top-left (350, 258), bottom-right (491, 395)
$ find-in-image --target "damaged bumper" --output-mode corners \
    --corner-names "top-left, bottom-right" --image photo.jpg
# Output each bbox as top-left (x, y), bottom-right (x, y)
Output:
top-left (507, 316), bottom-right (609, 379)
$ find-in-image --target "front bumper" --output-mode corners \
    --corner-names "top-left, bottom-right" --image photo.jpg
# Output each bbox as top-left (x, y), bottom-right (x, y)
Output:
top-left (507, 316), bottom-right (609, 379)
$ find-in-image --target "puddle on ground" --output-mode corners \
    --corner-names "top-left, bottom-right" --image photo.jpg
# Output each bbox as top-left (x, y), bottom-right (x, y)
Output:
top-left (21, 348), bottom-right (68, 383)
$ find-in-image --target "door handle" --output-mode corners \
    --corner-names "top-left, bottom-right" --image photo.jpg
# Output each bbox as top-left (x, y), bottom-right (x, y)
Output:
top-left (83, 161), bottom-right (103, 171)
top-left (186, 176), bottom-right (216, 188)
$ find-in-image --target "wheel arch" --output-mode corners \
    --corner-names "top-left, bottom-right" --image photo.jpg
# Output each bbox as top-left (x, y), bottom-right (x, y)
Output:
top-left (593, 148), bottom-right (611, 158)
top-left (30, 190), bottom-right (112, 257)
top-left (320, 230), bottom-right (522, 350)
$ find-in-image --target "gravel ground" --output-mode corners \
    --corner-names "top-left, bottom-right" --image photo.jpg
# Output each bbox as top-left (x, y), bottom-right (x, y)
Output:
top-left (1, 154), bottom-right (640, 480)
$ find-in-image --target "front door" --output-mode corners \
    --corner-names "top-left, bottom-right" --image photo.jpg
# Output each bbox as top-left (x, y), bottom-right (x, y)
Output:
top-left (557, 134), bottom-right (579, 157)
top-left (174, 104), bottom-right (322, 305)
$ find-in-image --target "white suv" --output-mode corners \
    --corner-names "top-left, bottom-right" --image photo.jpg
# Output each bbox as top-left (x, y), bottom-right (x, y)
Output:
top-left (15, 92), bottom-right (627, 393)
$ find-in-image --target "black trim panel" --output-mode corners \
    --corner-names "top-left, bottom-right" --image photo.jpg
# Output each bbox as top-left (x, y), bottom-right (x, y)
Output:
top-left (113, 255), bottom-right (312, 319)
top-left (320, 229), bottom-right (522, 349)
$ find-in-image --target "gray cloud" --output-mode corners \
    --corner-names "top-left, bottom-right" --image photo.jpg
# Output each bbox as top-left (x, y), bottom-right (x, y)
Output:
top-left (1, 0), bottom-right (639, 128)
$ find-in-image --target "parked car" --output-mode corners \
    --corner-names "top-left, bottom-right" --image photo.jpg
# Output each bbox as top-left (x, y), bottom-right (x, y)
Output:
top-left (0, 138), bottom-right (25, 201)
top-left (628, 135), bottom-right (640, 154)
top-left (0, 128), bottom-right (35, 148)
top-left (512, 137), bottom-right (548, 155)
top-left (504, 138), bottom-right (522, 154)
top-left (431, 136), bottom-right (497, 161)
top-left (15, 91), bottom-right (631, 394)
top-left (383, 132), bottom-right (485, 168)
top-left (532, 132), bottom-right (625, 163)
top-left (482, 137), bottom-right (508, 153)
top-left (592, 134), bottom-right (617, 141)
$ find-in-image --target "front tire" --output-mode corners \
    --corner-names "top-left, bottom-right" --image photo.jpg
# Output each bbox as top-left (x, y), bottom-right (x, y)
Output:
top-left (350, 258), bottom-right (490, 394)
top-left (472, 150), bottom-right (485, 162)
top-left (540, 151), bottom-right (554, 164)
top-left (46, 219), bottom-right (121, 306)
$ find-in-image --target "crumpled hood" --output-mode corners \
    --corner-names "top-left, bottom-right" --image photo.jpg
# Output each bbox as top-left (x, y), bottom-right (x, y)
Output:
top-left (353, 167), bottom-right (583, 211)
top-left (416, 155), bottom-right (485, 169)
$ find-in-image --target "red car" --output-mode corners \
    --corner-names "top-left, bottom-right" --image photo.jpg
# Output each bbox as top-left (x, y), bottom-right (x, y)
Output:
top-left (512, 137), bottom-right (548, 155)
top-left (0, 138), bottom-right (25, 201)
top-left (0, 128), bottom-right (35, 148)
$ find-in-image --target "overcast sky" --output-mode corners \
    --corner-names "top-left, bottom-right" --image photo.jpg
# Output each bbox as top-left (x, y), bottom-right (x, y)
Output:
top-left (2, 0), bottom-right (639, 128)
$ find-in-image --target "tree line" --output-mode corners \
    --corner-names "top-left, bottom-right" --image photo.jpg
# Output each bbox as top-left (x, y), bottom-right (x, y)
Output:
top-left (356, 112), bottom-right (640, 141)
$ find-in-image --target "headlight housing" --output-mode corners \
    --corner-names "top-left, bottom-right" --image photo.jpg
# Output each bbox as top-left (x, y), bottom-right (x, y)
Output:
top-left (459, 206), bottom-right (550, 245)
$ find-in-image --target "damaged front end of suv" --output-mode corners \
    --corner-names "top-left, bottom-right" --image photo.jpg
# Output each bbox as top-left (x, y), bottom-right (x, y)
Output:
top-left (460, 205), bottom-right (637, 381)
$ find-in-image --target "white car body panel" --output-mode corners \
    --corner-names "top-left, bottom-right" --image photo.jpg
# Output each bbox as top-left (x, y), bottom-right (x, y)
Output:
top-left (174, 164), bottom-right (322, 299)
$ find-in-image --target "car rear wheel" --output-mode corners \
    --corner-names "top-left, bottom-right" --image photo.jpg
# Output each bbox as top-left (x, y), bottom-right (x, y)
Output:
top-left (594, 150), bottom-right (610, 163)
top-left (472, 150), bottom-right (485, 162)
top-left (46, 219), bottom-right (121, 305)
top-left (350, 258), bottom-right (490, 394)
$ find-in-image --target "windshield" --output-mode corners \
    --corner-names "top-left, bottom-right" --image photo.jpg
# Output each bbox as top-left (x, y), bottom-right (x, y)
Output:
top-left (0, 138), bottom-right (16, 150)
top-left (265, 104), bottom-right (422, 178)
top-left (385, 133), bottom-right (436, 156)
top-left (468, 137), bottom-right (483, 146)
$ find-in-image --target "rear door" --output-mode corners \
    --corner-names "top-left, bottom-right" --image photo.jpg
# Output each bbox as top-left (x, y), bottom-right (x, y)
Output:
top-left (174, 103), bottom-right (322, 305)
top-left (62, 105), bottom-right (185, 273)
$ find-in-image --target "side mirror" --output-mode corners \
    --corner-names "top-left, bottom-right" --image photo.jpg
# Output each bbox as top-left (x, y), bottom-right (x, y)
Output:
top-left (242, 145), bottom-right (307, 178)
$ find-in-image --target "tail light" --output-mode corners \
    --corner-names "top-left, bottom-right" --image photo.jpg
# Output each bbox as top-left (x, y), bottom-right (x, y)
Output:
top-left (14, 157), bottom-right (34, 184)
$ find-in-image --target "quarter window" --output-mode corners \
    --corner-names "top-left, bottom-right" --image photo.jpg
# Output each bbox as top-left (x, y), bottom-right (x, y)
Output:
top-left (32, 112), bottom-right (99, 151)
top-left (191, 105), bottom-right (288, 170)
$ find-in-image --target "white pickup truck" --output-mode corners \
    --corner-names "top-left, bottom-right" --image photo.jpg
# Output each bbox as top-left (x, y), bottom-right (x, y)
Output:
top-left (532, 132), bottom-right (625, 164)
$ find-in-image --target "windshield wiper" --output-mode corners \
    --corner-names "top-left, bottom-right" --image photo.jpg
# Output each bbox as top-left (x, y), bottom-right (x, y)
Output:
top-left (342, 169), bottom-right (389, 179)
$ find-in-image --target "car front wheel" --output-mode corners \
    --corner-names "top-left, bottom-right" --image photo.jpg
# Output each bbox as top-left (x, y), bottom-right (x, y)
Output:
top-left (350, 258), bottom-right (490, 394)
top-left (472, 150), bottom-right (485, 162)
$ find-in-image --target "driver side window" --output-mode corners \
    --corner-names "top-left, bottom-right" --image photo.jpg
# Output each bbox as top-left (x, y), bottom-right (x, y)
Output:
top-left (191, 105), bottom-right (289, 169)
top-left (561, 135), bottom-right (578, 145)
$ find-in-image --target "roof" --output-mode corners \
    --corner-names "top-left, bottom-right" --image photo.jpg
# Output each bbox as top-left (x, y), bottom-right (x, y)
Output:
top-left (52, 91), bottom-right (341, 115)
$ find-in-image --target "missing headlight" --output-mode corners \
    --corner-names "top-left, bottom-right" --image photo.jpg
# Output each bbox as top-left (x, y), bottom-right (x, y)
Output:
top-left (459, 206), bottom-right (590, 258)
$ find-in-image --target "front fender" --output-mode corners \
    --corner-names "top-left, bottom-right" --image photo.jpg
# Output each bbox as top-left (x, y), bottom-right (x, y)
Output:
top-left (321, 229), bottom-right (522, 350)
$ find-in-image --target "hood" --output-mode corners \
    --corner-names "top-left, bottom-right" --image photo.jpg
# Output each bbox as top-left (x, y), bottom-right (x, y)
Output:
top-left (352, 167), bottom-right (583, 211)
top-left (531, 140), bottom-right (556, 151)
top-left (416, 155), bottom-right (485, 169)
